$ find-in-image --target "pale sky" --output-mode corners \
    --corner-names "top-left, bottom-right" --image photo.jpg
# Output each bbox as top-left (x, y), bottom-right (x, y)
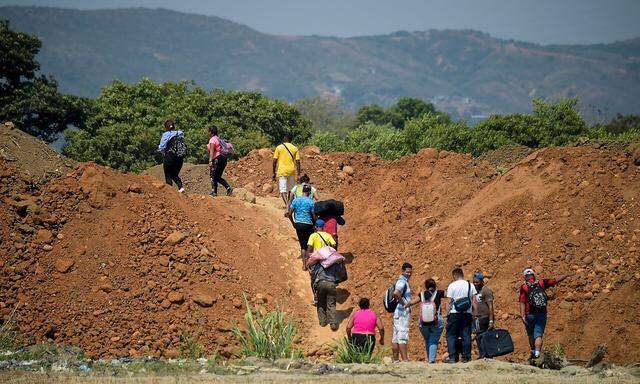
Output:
top-left (1, 0), bottom-right (639, 44)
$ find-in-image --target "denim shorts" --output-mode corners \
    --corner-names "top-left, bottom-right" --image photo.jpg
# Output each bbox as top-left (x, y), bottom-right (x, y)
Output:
top-left (526, 312), bottom-right (548, 339)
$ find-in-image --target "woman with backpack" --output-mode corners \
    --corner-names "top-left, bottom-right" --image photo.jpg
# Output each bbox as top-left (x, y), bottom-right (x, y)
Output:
top-left (207, 125), bottom-right (234, 197)
top-left (158, 119), bottom-right (186, 193)
top-left (407, 278), bottom-right (445, 363)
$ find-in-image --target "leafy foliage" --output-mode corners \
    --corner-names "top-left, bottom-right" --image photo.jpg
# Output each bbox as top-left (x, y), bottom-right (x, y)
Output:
top-left (232, 296), bottom-right (300, 360)
top-left (64, 79), bottom-right (311, 172)
top-left (0, 20), bottom-right (89, 141)
top-left (295, 97), bottom-right (357, 136)
top-left (356, 97), bottom-right (438, 130)
top-left (333, 337), bottom-right (383, 364)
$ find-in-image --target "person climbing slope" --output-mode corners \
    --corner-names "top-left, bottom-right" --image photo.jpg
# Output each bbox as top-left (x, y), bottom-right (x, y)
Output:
top-left (207, 125), bottom-right (235, 197)
top-left (519, 268), bottom-right (571, 359)
top-left (290, 174), bottom-right (319, 202)
top-left (158, 119), bottom-right (186, 193)
top-left (272, 133), bottom-right (300, 207)
top-left (287, 184), bottom-right (316, 266)
top-left (306, 219), bottom-right (337, 305)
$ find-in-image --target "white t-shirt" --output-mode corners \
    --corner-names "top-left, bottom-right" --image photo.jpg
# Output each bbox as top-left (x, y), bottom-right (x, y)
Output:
top-left (446, 279), bottom-right (477, 314)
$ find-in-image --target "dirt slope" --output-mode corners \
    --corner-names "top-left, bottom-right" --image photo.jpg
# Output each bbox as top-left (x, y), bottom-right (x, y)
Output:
top-left (0, 122), bottom-right (76, 182)
top-left (209, 144), bottom-right (640, 364)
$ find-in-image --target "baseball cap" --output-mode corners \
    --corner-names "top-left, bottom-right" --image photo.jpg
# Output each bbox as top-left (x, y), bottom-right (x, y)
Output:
top-left (315, 219), bottom-right (325, 228)
top-left (473, 273), bottom-right (484, 280)
top-left (302, 184), bottom-right (312, 193)
top-left (523, 268), bottom-right (535, 276)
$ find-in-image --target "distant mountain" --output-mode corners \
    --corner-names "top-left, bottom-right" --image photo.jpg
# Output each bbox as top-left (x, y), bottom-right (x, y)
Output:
top-left (3, 6), bottom-right (640, 117)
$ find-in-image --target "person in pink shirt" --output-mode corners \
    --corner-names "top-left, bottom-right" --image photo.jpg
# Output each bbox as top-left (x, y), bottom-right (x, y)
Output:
top-left (346, 298), bottom-right (385, 355)
top-left (207, 125), bottom-right (233, 197)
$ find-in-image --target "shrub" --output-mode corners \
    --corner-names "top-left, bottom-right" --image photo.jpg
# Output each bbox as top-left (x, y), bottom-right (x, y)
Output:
top-left (310, 131), bottom-right (347, 153)
top-left (232, 296), bottom-right (300, 360)
top-left (333, 337), bottom-right (383, 364)
top-left (179, 332), bottom-right (205, 359)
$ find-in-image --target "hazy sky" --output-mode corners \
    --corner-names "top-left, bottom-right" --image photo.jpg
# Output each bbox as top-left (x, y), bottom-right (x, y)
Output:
top-left (1, 0), bottom-right (639, 44)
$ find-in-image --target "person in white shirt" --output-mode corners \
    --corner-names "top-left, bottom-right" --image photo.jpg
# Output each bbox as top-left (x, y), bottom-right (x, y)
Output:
top-left (444, 267), bottom-right (477, 363)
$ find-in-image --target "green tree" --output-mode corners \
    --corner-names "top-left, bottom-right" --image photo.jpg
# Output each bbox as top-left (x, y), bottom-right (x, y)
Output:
top-left (391, 97), bottom-right (437, 123)
top-left (0, 21), bottom-right (89, 141)
top-left (64, 79), bottom-right (311, 172)
top-left (294, 97), bottom-right (357, 136)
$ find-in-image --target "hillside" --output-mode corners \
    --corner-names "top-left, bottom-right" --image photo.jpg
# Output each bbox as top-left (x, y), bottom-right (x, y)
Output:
top-left (3, 6), bottom-right (640, 117)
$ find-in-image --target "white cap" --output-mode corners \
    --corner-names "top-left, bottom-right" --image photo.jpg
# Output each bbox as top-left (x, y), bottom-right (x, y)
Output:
top-left (523, 268), bottom-right (535, 276)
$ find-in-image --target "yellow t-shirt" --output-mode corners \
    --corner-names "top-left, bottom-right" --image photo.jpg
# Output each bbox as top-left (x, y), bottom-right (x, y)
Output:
top-left (307, 231), bottom-right (336, 252)
top-left (273, 143), bottom-right (300, 177)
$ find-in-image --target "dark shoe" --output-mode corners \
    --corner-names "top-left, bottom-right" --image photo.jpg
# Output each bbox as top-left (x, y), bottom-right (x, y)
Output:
top-left (226, 187), bottom-right (233, 196)
top-left (330, 324), bottom-right (339, 332)
top-left (319, 322), bottom-right (327, 327)
top-left (210, 191), bottom-right (217, 197)
top-left (443, 358), bottom-right (456, 364)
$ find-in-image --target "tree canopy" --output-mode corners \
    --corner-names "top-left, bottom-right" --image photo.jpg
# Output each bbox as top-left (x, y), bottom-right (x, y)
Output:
top-left (64, 79), bottom-right (312, 172)
top-left (0, 21), bottom-right (89, 141)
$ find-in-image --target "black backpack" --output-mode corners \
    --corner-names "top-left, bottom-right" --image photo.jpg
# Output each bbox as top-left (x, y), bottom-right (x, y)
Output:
top-left (526, 280), bottom-right (548, 312)
top-left (168, 134), bottom-right (187, 158)
top-left (383, 280), bottom-right (407, 313)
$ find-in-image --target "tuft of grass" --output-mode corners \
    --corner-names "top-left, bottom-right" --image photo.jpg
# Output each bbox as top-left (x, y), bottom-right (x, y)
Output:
top-left (552, 341), bottom-right (566, 358)
top-left (333, 337), bottom-right (383, 364)
top-left (232, 295), bottom-right (300, 360)
top-left (179, 333), bottom-right (205, 359)
top-left (496, 165), bottom-right (507, 174)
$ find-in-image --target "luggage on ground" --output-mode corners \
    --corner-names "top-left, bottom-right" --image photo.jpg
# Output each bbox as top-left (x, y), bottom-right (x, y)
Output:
top-left (314, 199), bottom-right (344, 217)
top-left (477, 328), bottom-right (514, 358)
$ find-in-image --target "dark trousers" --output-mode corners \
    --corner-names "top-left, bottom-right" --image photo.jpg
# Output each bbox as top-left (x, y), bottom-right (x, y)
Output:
top-left (316, 281), bottom-right (337, 327)
top-left (475, 316), bottom-right (491, 358)
top-left (351, 333), bottom-right (375, 356)
top-left (210, 156), bottom-right (230, 194)
top-left (163, 153), bottom-right (183, 189)
top-left (446, 313), bottom-right (473, 361)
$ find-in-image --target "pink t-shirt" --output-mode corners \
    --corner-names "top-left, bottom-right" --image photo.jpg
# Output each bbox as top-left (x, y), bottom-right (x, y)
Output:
top-left (207, 136), bottom-right (221, 159)
top-left (352, 309), bottom-right (377, 335)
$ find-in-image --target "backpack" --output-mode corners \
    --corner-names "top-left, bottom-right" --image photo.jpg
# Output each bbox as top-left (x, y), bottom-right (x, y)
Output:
top-left (168, 133), bottom-right (187, 158)
top-left (218, 137), bottom-right (235, 159)
top-left (383, 279), bottom-right (407, 313)
top-left (420, 291), bottom-right (438, 324)
top-left (525, 280), bottom-right (548, 312)
top-left (453, 281), bottom-right (472, 312)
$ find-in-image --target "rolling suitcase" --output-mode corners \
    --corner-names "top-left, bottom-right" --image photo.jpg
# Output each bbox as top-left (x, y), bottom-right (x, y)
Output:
top-left (478, 328), bottom-right (514, 358)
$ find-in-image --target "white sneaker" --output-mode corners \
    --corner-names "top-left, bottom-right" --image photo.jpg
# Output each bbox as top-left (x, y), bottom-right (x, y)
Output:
top-left (178, 188), bottom-right (185, 193)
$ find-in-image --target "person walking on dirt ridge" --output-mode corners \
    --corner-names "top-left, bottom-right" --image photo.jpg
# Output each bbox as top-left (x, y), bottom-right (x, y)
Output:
top-left (158, 119), bottom-right (186, 193)
top-left (207, 125), bottom-right (235, 197)
top-left (519, 268), bottom-right (571, 359)
top-left (288, 184), bottom-right (316, 266)
top-left (272, 133), bottom-right (300, 208)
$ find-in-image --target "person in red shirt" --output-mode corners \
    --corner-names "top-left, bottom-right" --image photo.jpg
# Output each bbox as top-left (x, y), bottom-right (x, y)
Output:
top-left (519, 268), bottom-right (570, 359)
top-left (319, 215), bottom-right (345, 250)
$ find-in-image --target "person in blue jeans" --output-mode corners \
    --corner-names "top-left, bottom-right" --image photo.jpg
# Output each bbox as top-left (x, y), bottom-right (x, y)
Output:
top-left (408, 278), bottom-right (445, 363)
top-left (444, 268), bottom-right (477, 363)
top-left (519, 268), bottom-right (571, 359)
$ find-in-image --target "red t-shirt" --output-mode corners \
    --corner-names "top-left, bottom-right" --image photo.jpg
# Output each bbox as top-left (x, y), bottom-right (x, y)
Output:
top-left (321, 216), bottom-right (338, 239)
top-left (207, 136), bottom-right (221, 159)
top-left (519, 278), bottom-right (557, 315)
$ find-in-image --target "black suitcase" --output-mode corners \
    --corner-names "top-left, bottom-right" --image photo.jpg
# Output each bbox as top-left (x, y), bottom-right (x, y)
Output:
top-left (314, 199), bottom-right (344, 217)
top-left (478, 328), bottom-right (514, 358)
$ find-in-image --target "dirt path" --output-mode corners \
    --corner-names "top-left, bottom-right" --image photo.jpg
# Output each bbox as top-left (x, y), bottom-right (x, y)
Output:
top-left (254, 196), bottom-right (349, 350)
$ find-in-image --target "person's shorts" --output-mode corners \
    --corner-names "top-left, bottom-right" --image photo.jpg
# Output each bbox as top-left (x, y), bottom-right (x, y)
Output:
top-left (278, 176), bottom-right (295, 194)
top-left (525, 312), bottom-right (548, 339)
top-left (392, 309), bottom-right (411, 344)
top-left (294, 222), bottom-right (314, 250)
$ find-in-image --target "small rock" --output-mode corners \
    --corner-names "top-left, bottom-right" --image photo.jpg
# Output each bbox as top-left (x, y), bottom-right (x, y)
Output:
top-left (167, 291), bottom-right (184, 304)
top-left (261, 183), bottom-right (274, 194)
top-left (160, 299), bottom-right (172, 309)
top-left (42, 244), bottom-right (53, 251)
top-left (164, 348), bottom-right (180, 359)
top-left (233, 298), bottom-right (243, 309)
top-left (596, 231), bottom-right (606, 238)
top-left (163, 231), bottom-right (187, 246)
top-left (571, 229), bottom-right (581, 236)
top-left (192, 289), bottom-right (216, 307)
top-left (36, 229), bottom-right (53, 244)
top-left (158, 255), bottom-right (170, 267)
top-left (55, 258), bottom-right (74, 273)
top-left (342, 166), bottom-right (355, 176)
top-left (127, 183), bottom-right (142, 193)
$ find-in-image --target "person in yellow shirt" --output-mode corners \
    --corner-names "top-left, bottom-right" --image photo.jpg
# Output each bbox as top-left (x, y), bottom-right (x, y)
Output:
top-left (305, 219), bottom-right (337, 268)
top-left (272, 133), bottom-right (301, 207)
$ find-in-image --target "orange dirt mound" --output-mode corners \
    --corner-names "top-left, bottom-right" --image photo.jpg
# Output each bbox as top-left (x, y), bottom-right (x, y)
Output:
top-left (215, 145), bottom-right (640, 364)
top-left (0, 158), bottom-right (318, 359)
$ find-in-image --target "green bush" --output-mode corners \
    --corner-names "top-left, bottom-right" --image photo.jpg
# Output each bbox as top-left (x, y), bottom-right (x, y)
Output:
top-left (179, 333), bottom-right (205, 359)
top-left (333, 337), bottom-right (383, 364)
top-left (345, 123), bottom-right (409, 160)
top-left (232, 297), bottom-right (301, 360)
top-left (310, 131), bottom-right (347, 152)
top-left (64, 79), bottom-right (312, 172)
